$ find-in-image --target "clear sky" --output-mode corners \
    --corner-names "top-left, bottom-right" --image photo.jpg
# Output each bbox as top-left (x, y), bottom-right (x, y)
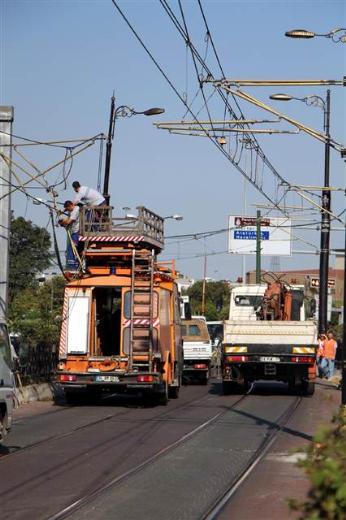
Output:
top-left (2, 0), bottom-right (346, 280)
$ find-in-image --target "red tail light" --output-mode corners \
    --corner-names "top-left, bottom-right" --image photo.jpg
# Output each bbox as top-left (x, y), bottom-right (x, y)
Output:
top-left (291, 356), bottom-right (315, 364)
top-left (137, 375), bottom-right (155, 383)
top-left (60, 374), bottom-right (77, 382)
top-left (194, 364), bottom-right (207, 369)
top-left (226, 355), bottom-right (248, 363)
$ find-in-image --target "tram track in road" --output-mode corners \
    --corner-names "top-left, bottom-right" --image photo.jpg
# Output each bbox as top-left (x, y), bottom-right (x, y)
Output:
top-left (45, 387), bottom-right (304, 520)
top-left (46, 387), bottom-right (254, 520)
top-left (202, 395), bottom-right (302, 520)
top-left (0, 384), bottom-right (212, 462)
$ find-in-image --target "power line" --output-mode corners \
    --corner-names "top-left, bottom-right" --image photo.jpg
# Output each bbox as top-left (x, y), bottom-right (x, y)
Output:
top-left (111, 0), bottom-right (293, 213)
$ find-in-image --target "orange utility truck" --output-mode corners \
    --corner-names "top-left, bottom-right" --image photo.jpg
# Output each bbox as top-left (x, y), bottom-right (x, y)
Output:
top-left (57, 206), bottom-right (183, 404)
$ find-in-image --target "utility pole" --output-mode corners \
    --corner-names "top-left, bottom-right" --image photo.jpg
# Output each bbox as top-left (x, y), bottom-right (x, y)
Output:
top-left (103, 95), bottom-right (116, 206)
top-left (256, 210), bottom-right (261, 284)
top-left (318, 89), bottom-right (331, 334)
top-left (342, 210), bottom-right (346, 407)
top-left (0, 106), bottom-right (14, 321)
top-left (201, 254), bottom-right (207, 315)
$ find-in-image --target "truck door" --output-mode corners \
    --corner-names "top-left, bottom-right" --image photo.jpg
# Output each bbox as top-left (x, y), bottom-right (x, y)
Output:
top-left (59, 288), bottom-right (92, 358)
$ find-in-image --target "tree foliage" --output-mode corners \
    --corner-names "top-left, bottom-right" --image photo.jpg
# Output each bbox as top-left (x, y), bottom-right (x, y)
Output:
top-left (9, 276), bottom-right (65, 347)
top-left (185, 280), bottom-right (230, 320)
top-left (9, 216), bottom-right (52, 301)
top-left (289, 411), bottom-right (346, 519)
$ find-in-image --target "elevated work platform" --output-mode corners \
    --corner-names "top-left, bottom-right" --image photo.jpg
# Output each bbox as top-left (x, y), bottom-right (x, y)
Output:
top-left (79, 206), bottom-right (164, 252)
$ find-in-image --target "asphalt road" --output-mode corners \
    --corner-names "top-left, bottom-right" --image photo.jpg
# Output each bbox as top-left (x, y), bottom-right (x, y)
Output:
top-left (0, 381), bottom-right (305, 520)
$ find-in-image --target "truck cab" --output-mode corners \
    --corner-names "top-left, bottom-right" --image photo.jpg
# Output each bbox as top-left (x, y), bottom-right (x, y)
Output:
top-left (182, 318), bottom-right (212, 384)
top-left (0, 320), bottom-right (15, 443)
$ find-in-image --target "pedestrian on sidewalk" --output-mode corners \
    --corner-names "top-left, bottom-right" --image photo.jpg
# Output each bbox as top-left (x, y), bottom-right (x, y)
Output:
top-left (59, 200), bottom-right (80, 270)
top-left (321, 331), bottom-right (337, 380)
top-left (316, 333), bottom-right (326, 378)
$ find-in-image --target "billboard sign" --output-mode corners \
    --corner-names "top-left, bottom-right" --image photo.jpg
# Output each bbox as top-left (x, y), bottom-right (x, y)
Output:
top-left (228, 215), bottom-right (292, 256)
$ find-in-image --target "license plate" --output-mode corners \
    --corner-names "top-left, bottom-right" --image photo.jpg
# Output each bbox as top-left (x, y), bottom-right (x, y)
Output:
top-left (260, 356), bottom-right (280, 363)
top-left (95, 375), bottom-right (120, 382)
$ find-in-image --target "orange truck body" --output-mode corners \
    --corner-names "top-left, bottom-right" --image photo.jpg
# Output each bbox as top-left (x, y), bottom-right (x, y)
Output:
top-left (57, 207), bottom-right (183, 403)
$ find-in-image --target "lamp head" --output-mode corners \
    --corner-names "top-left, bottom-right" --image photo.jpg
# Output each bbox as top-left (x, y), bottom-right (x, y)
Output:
top-left (269, 93), bottom-right (293, 101)
top-left (285, 29), bottom-right (316, 39)
top-left (143, 107), bottom-right (165, 116)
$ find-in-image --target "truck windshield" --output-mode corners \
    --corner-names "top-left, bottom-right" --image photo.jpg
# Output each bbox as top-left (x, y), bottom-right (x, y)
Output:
top-left (182, 322), bottom-right (209, 340)
top-left (234, 295), bottom-right (263, 307)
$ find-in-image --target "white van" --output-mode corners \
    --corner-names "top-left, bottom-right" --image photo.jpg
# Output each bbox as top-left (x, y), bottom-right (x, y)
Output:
top-left (0, 320), bottom-right (15, 443)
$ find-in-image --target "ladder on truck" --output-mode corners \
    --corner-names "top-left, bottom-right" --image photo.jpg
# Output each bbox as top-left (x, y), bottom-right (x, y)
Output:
top-left (129, 249), bottom-right (155, 371)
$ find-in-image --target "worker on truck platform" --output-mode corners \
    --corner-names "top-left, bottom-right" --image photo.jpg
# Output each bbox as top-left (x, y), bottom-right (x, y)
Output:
top-left (59, 200), bottom-right (80, 270)
top-left (72, 181), bottom-right (106, 231)
top-left (72, 181), bottom-right (105, 207)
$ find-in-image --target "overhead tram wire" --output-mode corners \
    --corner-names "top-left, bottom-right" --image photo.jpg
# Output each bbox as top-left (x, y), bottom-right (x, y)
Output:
top-left (111, 1), bottom-right (292, 213)
top-left (159, 1), bottom-right (324, 207)
top-left (177, 0), bottom-right (217, 140)
top-left (0, 131), bottom-right (105, 149)
top-left (159, 1), bottom-right (290, 188)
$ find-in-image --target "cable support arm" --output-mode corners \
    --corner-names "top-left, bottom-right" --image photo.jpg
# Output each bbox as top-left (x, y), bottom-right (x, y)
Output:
top-left (205, 78), bottom-right (346, 87)
top-left (214, 84), bottom-right (344, 151)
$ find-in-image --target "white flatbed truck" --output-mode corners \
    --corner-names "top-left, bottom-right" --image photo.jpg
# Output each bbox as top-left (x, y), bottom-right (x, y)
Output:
top-left (222, 284), bottom-right (317, 395)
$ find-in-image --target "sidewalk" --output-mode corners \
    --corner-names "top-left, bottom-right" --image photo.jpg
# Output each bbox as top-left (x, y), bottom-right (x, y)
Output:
top-left (218, 379), bottom-right (341, 520)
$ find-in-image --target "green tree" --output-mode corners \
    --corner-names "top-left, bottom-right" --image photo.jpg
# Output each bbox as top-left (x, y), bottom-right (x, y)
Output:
top-left (9, 216), bottom-right (52, 301)
top-left (9, 276), bottom-right (65, 347)
top-left (185, 280), bottom-right (230, 320)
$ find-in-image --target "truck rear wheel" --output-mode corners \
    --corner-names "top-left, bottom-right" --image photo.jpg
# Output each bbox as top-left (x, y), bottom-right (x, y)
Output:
top-left (302, 381), bottom-right (315, 396)
top-left (222, 381), bottom-right (234, 395)
top-left (168, 385), bottom-right (179, 399)
top-left (65, 391), bottom-right (83, 405)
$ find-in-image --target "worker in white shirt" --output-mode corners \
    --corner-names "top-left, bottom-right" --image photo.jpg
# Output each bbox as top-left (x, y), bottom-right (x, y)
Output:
top-left (59, 200), bottom-right (80, 270)
top-left (72, 181), bottom-right (106, 231)
top-left (72, 181), bottom-right (105, 207)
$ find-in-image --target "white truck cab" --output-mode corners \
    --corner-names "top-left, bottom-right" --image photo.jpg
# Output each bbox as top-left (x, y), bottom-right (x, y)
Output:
top-left (0, 320), bottom-right (15, 443)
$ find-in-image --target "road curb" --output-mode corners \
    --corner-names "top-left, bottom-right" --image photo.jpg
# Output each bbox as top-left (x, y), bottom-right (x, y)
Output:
top-left (15, 383), bottom-right (54, 405)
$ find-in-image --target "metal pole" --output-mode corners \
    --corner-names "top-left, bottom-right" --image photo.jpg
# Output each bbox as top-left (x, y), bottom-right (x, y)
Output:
top-left (342, 213), bottom-right (346, 406)
top-left (256, 210), bottom-right (261, 284)
top-left (103, 95), bottom-right (116, 206)
top-left (242, 176), bottom-right (247, 284)
top-left (318, 90), bottom-right (331, 335)
top-left (201, 254), bottom-right (207, 315)
top-left (0, 106), bottom-right (14, 320)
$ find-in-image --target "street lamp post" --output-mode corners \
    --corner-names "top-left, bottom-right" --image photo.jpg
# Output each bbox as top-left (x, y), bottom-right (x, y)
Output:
top-left (103, 94), bottom-right (165, 205)
top-left (285, 28), bottom-right (346, 43)
top-left (270, 91), bottom-right (331, 334)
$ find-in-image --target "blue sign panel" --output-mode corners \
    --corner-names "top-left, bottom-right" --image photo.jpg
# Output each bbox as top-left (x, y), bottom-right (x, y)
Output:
top-left (233, 230), bottom-right (269, 240)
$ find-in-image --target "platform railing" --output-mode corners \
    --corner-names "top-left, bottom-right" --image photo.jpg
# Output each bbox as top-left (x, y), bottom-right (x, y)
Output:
top-left (79, 205), bottom-right (164, 247)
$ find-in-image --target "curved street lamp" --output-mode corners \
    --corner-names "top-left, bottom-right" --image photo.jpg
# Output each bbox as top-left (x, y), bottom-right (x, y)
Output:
top-left (285, 28), bottom-right (346, 43)
top-left (270, 90), bottom-right (331, 335)
top-left (103, 95), bottom-right (165, 204)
